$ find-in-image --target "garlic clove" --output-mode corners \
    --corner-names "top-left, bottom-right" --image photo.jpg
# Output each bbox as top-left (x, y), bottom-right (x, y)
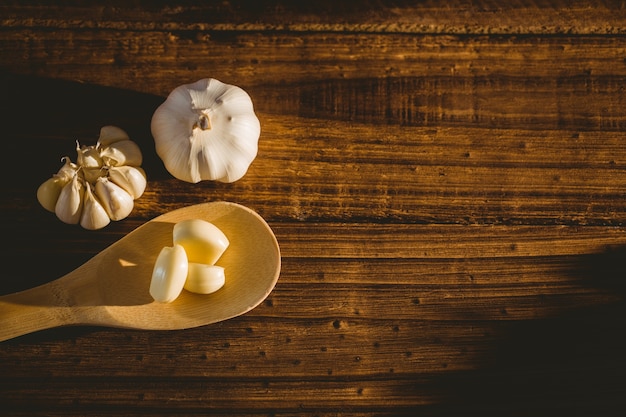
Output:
top-left (94, 177), bottom-right (134, 221)
top-left (56, 156), bottom-right (79, 181)
top-left (76, 142), bottom-right (103, 169)
top-left (184, 263), bottom-right (225, 295)
top-left (81, 167), bottom-right (105, 184)
top-left (100, 140), bottom-right (143, 167)
top-left (80, 184), bottom-right (111, 230)
top-left (150, 245), bottom-right (188, 303)
top-left (37, 175), bottom-right (68, 212)
top-left (173, 219), bottom-right (229, 265)
top-left (97, 125), bottom-right (130, 147)
top-left (55, 173), bottom-right (84, 224)
top-left (37, 157), bottom-right (79, 213)
top-left (108, 165), bottom-right (147, 200)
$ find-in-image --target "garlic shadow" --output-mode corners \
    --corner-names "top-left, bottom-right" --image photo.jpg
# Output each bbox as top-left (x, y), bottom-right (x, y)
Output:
top-left (0, 72), bottom-right (174, 296)
top-left (1, 70), bottom-right (171, 181)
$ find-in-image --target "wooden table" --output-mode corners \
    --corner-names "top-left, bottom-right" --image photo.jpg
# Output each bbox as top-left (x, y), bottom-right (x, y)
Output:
top-left (1, 1), bottom-right (626, 415)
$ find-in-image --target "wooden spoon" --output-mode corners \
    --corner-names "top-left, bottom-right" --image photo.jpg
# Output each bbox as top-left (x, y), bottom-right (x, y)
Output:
top-left (0, 201), bottom-right (281, 342)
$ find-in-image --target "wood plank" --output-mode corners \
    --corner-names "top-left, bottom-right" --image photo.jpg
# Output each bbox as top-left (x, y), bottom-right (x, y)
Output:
top-left (2, 2), bottom-right (626, 416)
top-left (272, 224), bottom-right (626, 258)
top-left (2, 0), bottom-right (626, 34)
top-left (2, 31), bottom-right (626, 98)
top-left (0, 318), bottom-right (491, 378)
top-left (0, 377), bottom-right (439, 412)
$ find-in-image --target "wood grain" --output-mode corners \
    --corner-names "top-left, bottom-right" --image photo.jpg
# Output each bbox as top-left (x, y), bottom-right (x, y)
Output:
top-left (1, 1), bottom-right (626, 415)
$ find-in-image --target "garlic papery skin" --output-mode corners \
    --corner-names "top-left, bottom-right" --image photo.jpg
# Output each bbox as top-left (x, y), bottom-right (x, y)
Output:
top-left (184, 264), bottom-right (226, 295)
top-left (80, 184), bottom-right (110, 230)
top-left (150, 245), bottom-right (189, 303)
top-left (76, 142), bottom-right (103, 169)
top-left (97, 125), bottom-right (130, 147)
top-left (151, 78), bottom-right (261, 183)
top-left (37, 157), bottom-right (79, 212)
top-left (82, 167), bottom-right (106, 184)
top-left (108, 166), bottom-right (147, 200)
top-left (55, 172), bottom-right (84, 224)
top-left (56, 156), bottom-right (79, 181)
top-left (37, 175), bottom-right (69, 212)
top-left (99, 140), bottom-right (143, 167)
top-left (94, 177), bottom-right (134, 221)
top-left (173, 219), bottom-right (230, 265)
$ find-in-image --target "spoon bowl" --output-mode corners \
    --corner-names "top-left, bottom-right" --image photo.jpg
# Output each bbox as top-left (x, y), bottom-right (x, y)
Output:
top-left (0, 201), bottom-right (281, 342)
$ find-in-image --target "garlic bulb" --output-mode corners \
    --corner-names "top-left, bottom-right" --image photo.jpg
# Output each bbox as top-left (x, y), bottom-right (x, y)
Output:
top-left (36, 126), bottom-right (146, 230)
top-left (151, 78), bottom-right (261, 183)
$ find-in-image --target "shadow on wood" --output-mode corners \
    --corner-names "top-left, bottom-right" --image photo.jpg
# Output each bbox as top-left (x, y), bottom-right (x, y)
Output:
top-left (0, 72), bottom-right (169, 294)
top-left (413, 245), bottom-right (626, 416)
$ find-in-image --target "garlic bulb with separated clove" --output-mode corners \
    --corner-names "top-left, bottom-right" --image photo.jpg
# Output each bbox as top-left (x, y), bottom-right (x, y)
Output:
top-left (36, 126), bottom-right (146, 230)
top-left (151, 78), bottom-right (261, 183)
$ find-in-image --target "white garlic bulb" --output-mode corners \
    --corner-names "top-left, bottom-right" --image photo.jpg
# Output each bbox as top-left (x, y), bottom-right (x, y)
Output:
top-left (36, 126), bottom-right (146, 230)
top-left (151, 78), bottom-right (261, 183)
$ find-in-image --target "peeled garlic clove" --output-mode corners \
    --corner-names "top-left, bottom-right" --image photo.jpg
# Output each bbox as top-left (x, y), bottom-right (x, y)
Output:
top-left (80, 184), bottom-right (110, 230)
top-left (55, 173), bottom-right (84, 224)
top-left (108, 165), bottom-right (147, 200)
top-left (100, 140), bottom-right (143, 167)
top-left (97, 125), bottom-right (130, 147)
top-left (94, 177), bottom-right (134, 221)
top-left (150, 244), bottom-right (188, 303)
top-left (76, 142), bottom-right (103, 169)
top-left (184, 263), bottom-right (225, 295)
top-left (173, 219), bottom-right (229, 265)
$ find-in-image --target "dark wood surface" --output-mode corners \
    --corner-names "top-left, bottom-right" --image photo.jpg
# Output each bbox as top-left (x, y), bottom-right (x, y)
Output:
top-left (1, 1), bottom-right (626, 415)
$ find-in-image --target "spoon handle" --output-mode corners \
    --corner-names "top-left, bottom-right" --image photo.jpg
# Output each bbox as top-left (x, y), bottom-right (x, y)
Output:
top-left (0, 281), bottom-right (78, 342)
